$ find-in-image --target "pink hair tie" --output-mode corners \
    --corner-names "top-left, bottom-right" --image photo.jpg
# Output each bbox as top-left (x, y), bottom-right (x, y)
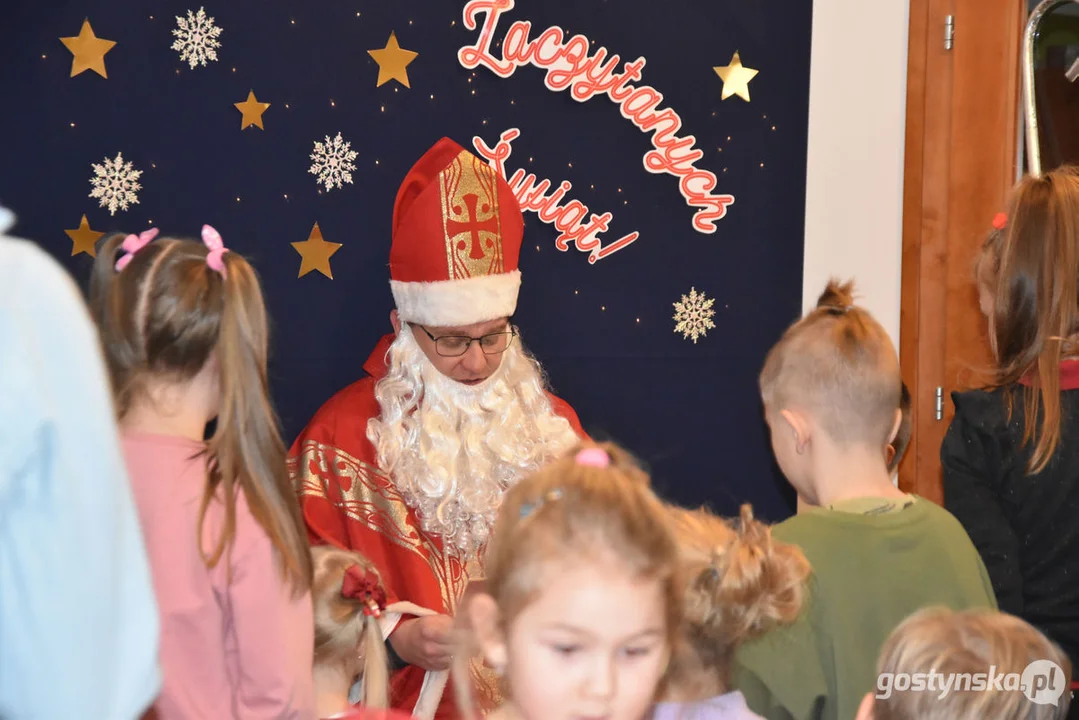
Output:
top-left (575, 447), bottom-right (610, 468)
top-left (992, 212), bottom-right (1007, 230)
top-left (201, 224), bottom-right (229, 278)
top-left (114, 228), bottom-right (159, 271)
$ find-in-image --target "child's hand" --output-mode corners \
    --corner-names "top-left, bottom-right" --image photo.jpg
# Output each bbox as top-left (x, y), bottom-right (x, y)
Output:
top-left (389, 615), bottom-right (455, 671)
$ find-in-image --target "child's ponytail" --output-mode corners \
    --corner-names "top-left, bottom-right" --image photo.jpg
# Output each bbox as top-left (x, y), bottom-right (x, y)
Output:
top-left (88, 231), bottom-right (160, 415)
top-left (815, 278), bottom-right (855, 313)
top-left (988, 167), bottom-right (1079, 474)
top-left (312, 547), bottom-right (391, 709)
top-left (204, 249), bottom-right (312, 595)
top-left (361, 613), bottom-right (390, 709)
top-left (703, 505), bottom-right (807, 639)
top-left (88, 232), bottom-right (126, 319)
top-left (670, 505), bottom-right (810, 679)
top-left (813, 279), bottom-right (878, 352)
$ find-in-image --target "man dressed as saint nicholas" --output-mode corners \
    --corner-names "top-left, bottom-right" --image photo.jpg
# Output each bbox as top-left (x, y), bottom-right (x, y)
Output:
top-left (288, 137), bottom-right (586, 719)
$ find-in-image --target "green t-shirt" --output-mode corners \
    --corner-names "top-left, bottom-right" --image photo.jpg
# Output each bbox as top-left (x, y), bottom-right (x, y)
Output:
top-left (732, 497), bottom-right (997, 720)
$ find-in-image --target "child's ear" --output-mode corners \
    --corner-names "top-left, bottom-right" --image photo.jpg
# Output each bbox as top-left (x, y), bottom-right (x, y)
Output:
top-left (885, 444), bottom-right (897, 467)
top-left (887, 408), bottom-right (902, 445)
top-left (467, 593), bottom-right (507, 674)
top-left (779, 409), bottom-right (812, 453)
top-left (855, 691), bottom-right (875, 720)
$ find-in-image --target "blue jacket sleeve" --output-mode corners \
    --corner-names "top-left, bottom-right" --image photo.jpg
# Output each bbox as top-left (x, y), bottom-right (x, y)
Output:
top-left (0, 231), bottom-right (161, 719)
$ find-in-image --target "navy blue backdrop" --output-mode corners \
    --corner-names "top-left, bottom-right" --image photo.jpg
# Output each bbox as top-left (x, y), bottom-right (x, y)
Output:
top-left (1, 0), bottom-right (811, 521)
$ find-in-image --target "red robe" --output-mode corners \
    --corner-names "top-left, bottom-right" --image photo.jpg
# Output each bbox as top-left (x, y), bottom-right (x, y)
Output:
top-left (287, 335), bottom-right (585, 719)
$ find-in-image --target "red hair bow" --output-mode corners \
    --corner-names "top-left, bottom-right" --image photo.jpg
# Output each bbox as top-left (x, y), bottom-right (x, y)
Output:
top-left (992, 212), bottom-right (1007, 230)
top-left (342, 564), bottom-right (387, 618)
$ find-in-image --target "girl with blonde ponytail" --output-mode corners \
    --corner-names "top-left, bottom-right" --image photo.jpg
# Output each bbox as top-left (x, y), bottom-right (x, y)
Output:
top-left (311, 546), bottom-right (414, 720)
top-left (657, 505), bottom-right (810, 719)
top-left (89, 226), bottom-right (314, 718)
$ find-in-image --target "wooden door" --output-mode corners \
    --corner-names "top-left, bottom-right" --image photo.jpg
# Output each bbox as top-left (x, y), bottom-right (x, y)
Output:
top-left (899, 0), bottom-right (1024, 503)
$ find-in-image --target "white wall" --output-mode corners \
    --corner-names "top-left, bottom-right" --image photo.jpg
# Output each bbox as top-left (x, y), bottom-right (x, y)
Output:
top-left (803, 0), bottom-right (910, 346)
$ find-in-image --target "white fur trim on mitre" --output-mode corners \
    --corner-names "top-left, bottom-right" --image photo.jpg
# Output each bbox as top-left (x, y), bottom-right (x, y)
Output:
top-left (391, 270), bottom-right (522, 327)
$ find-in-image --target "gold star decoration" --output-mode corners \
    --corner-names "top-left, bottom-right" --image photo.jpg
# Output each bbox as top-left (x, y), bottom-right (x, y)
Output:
top-left (368, 32), bottom-right (418, 88)
top-left (292, 223), bottom-right (342, 279)
top-left (234, 90), bottom-right (271, 130)
top-left (713, 51), bottom-right (759, 102)
top-left (60, 19), bottom-right (116, 79)
top-left (65, 214), bottom-right (104, 257)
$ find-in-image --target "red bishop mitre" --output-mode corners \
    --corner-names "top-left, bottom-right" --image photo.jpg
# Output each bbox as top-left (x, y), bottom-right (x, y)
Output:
top-left (389, 137), bottom-right (524, 327)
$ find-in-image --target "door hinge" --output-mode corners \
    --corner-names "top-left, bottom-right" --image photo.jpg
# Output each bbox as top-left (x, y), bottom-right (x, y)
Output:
top-left (944, 15), bottom-right (955, 51)
top-left (935, 387), bottom-right (944, 421)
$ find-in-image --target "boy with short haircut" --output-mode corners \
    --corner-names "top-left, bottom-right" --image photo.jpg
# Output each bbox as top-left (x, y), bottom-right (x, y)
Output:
top-left (734, 280), bottom-right (997, 720)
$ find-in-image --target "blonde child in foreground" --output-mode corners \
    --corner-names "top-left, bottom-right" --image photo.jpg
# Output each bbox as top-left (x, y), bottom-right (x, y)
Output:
top-left (311, 546), bottom-right (418, 720)
top-left (733, 280), bottom-right (996, 720)
top-left (90, 226), bottom-right (314, 717)
top-left (457, 443), bottom-right (681, 720)
top-left (856, 607), bottom-right (1071, 720)
top-left (655, 505), bottom-right (810, 719)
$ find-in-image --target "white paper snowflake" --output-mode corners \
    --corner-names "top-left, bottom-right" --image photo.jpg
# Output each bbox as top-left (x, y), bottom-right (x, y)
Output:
top-left (673, 287), bottom-right (717, 344)
top-left (171, 7), bottom-right (222, 69)
top-left (309, 132), bottom-right (358, 191)
top-left (89, 152), bottom-right (143, 216)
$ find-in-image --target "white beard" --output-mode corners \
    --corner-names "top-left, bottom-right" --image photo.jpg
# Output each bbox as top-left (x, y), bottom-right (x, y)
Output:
top-left (366, 325), bottom-right (580, 558)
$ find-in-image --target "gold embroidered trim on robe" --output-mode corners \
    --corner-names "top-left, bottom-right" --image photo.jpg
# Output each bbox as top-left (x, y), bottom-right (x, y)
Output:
top-left (289, 439), bottom-right (424, 555)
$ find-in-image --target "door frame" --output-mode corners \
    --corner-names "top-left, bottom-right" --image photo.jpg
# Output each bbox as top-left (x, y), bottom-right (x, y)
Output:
top-left (898, 0), bottom-right (1025, 502)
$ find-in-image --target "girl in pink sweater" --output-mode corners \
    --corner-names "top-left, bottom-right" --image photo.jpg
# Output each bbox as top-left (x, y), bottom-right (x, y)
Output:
top-left (90, 226), bottom-right (315, 719)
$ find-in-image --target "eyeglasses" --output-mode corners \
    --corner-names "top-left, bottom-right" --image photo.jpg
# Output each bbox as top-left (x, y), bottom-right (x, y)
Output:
top-left (417, 325), bottom-right (518, 357)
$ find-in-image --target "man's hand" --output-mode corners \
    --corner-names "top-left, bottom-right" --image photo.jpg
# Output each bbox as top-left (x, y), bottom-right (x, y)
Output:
top-left (388, 615), bottom-right (456, 671)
